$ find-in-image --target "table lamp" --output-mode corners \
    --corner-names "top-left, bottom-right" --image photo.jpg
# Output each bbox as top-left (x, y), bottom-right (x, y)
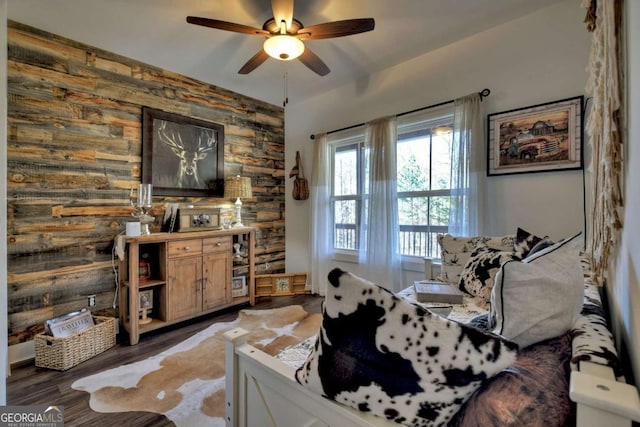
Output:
top-left (224, 175), bottom-right (252, 228)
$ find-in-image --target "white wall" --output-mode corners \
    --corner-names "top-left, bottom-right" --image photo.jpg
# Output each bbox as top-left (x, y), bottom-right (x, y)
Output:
top-left (609, 0), bottom-right (640, 386)
top-left (285, 0), bottom-right (590, 277)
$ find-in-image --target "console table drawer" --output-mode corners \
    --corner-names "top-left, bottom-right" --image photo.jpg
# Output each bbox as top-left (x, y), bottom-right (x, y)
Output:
top-left (168, 239), bottom-right (203, 257)
top-left (203, 236), bottom-right (232, 253)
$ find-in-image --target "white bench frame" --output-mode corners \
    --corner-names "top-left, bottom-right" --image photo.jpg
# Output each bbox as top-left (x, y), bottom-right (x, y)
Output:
top-left (225, 328), bottom-right (640, 427)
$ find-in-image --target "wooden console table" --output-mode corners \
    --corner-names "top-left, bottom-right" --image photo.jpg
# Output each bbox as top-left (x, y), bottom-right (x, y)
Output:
top-left (118, 228), bottom-right (255, 345)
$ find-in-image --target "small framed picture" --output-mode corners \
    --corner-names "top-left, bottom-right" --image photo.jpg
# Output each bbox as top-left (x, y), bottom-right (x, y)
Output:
top-left (139, 289), bottom-right (154, 311)
top-left (232, 276), bottom-right (247, 297)
top-left (275, 277), bottom-right (291, 294)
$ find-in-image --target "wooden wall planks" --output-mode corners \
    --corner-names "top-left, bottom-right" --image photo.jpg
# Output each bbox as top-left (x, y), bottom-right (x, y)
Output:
top-left (6, 20), bottom-right (286, 345)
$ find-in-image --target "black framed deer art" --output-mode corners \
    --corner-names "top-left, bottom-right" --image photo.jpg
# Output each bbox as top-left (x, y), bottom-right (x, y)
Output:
top-left (142, 107), bottom-right (225, 197)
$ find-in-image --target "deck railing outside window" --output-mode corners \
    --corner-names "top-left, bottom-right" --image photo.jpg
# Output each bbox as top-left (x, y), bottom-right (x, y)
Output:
top-left (335, 223), bottom-right (445, 259)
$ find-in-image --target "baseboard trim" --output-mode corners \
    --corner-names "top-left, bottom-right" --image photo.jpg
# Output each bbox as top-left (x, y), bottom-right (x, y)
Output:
top-left (8, 340), bottom-right (34, 369)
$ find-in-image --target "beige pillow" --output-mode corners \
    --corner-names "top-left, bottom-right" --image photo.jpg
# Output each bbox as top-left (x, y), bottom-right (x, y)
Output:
top-left (490, 233), bottom-right (584, 348)
top-left (437, 234), bottom-right (515, 284)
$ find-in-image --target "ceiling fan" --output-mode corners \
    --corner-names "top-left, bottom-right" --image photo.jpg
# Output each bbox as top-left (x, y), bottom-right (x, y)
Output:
top-left (186, 0), bottom-right (375, 76)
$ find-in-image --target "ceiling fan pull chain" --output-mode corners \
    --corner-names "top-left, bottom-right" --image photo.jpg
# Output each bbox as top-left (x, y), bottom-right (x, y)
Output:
top-left (283, 71), bottom-right (289, 107)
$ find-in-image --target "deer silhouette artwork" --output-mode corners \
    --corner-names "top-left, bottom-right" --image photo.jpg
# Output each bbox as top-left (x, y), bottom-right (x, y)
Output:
top-left (156, 120), bottom-right (217, 189)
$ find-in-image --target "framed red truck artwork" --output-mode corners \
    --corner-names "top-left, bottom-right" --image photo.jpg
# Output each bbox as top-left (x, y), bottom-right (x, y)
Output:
top-left (487, 96), bottom-right (583, 176)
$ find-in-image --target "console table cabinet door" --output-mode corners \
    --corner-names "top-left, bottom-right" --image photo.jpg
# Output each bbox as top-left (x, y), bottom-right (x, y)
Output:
top-left (168, 256), bottom-right (202, 320)
top-left (203, 252), bottom-right (232, 310)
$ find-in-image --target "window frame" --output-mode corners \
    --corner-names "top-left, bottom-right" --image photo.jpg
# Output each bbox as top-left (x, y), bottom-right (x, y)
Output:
top-left (396, 111), bottom-right (454, 259)
top-left (330, 132), bottom-right (365, 254)
top-left (329, 106), bottom-right (455, 259)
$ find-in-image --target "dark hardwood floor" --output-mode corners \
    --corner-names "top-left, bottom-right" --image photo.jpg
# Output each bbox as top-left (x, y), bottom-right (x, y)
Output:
top-left (7, 294), bottom-right (324, 427)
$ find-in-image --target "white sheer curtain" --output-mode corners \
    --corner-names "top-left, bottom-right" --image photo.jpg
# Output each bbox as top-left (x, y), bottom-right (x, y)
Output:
top-left (358, 116), bottom-right (403, 291)
top-left (308, 133), bottom-right (333, 295)
top-left (448, 93), bottom-right (485, 237)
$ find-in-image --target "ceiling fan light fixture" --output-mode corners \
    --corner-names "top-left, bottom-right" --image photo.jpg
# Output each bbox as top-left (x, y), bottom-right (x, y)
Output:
top-left (264, 35), bottom-right (304, 61)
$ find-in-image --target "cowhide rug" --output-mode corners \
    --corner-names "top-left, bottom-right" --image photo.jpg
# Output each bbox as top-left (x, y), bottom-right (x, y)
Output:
top-left (72, 305), bottom-right (321, 426)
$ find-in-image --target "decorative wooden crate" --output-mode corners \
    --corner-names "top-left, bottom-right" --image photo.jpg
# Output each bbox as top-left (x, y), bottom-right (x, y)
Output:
top-left (35, 316), bottom-right (116, 371)
top-left (255, 273), bottom-right (309, 297)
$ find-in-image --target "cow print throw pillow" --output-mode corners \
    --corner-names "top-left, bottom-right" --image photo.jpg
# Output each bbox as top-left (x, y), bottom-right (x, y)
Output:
top-left (513, 227), bottom-right (545, 259)
top-left (458, 248), bottom-right (517, 309)
top-left (295, 268), bottom-right (518, 427)
top-left (437, 234), bottom-right (515, 284)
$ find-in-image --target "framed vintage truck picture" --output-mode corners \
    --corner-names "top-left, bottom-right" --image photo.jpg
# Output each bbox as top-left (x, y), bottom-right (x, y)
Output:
top-left (487, 96), bottom-right (583, 176)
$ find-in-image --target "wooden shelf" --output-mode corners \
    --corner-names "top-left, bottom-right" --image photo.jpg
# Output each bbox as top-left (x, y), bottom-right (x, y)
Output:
top-left (255, 273), bottom-right (309, 297)
top-left (138, 318), bottom-right (168, 334)
top-left (125, 279), bottom-right (166, 289)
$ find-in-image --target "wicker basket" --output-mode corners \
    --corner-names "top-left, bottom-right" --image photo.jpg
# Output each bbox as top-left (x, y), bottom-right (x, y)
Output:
top-left (35, 316), bottom-right (116, 371)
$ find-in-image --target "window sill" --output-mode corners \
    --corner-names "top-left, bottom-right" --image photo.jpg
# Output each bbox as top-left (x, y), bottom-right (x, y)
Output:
top-left (333, 250), bottom-right (359, 264)
top-left (332, 251), bottom-right (441, 272)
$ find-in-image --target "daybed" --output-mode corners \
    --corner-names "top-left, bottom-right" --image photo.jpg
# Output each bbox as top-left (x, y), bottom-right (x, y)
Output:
top-left (224, 231), bottom-right (640, 427)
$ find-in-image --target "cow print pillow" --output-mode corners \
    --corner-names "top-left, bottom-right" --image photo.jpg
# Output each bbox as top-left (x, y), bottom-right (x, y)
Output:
top-left (437, 234), bottom-right (515, 284)
top-left (295, 268), bottom-right (518, 427)
top-left (570, 279), bottom-right (622, 376)
top-left (513, 227), bottom-right (545, 259)
top-left (458, 247), bottom-right (517, 309)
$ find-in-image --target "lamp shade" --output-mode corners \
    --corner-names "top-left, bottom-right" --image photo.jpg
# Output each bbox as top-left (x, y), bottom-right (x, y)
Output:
top-left (224, 176), bottom-right (253, 199)
top-left (263, 35), bottom-right (304, 61)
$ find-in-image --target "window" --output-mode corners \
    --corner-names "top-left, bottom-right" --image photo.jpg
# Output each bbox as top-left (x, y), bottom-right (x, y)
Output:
top-left (396, 113), bottom-right (453, 258)
top-left (330, 109), bottom-right (453, 258)
top-left (332, 134), bottom-right (364, 252)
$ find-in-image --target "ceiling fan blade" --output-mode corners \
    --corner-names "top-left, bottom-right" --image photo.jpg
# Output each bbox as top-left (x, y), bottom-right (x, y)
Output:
top-left (238, 49), bottom-right (270, 74)
top-left (187, 16), bottom-right (269, 36)
top-left (271, 0), bottom-right (294, 32)
top-left (298, 48), bottom-right (330, 76)
top-left (299, 18), bottom-right (375, 40)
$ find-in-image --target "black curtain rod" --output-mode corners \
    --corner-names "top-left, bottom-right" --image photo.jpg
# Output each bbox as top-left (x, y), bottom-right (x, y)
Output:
top-left (309, 88), bottom-right (491, 140)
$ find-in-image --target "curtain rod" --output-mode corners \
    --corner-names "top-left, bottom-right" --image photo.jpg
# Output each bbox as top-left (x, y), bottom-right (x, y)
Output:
top-left (309, 88), bottom-right (490, 140)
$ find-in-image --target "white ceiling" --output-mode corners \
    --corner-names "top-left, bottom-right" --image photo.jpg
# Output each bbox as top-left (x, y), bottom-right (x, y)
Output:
top-left (8, 0), bottom-right (563, 107)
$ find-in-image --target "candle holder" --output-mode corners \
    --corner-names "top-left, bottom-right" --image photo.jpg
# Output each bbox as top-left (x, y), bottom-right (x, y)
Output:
top-left (233, 243), bottom-right (242, 258)
top-left (131, 184), bottom-right (154, 235)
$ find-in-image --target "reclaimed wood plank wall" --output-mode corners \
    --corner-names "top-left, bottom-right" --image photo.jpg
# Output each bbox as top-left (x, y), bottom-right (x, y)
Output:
top-left (6, 21), bottom-right (286, 344)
